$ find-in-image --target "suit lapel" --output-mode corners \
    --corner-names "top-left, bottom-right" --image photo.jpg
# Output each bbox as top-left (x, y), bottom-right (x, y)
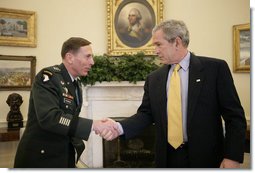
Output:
top-left (187, 54), bottom-right (204, 129)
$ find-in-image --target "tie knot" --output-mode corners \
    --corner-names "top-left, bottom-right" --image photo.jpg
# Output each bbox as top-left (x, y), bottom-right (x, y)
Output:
top-left (73, 80), bottom-right (78, 88)
top-left (173, 64), bottom-right (181, 72)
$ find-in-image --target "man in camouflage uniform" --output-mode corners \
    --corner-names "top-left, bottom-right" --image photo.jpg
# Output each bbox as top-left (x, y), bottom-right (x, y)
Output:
top-left (14, 37), bottom-right (117, 168)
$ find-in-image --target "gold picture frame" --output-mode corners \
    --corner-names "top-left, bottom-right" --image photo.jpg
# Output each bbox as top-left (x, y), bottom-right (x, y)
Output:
top-left (107, 0), bottom-right (163, 56)
top-left (0, 8), bottom-right (36, 47)
top-left (0, 55), bottom-right (36, 91)
top-left (233, 23), bottom-right (250, 72)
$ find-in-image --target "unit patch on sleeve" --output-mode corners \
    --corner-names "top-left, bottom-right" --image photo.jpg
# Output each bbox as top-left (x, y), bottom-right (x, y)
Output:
top-left (42, 70), bottom-right (53, 82)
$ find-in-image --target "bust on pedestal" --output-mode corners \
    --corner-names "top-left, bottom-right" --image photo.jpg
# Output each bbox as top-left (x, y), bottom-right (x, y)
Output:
top-left (6, 93), bottom-right (24, 129)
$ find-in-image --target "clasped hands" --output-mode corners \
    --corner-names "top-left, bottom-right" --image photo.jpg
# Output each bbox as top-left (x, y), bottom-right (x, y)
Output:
top-left (92, 118), bottom-right (121, 141)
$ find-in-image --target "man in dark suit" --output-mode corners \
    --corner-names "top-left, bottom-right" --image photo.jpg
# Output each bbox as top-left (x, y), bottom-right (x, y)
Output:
top-left (102, 20), bottom-right (247, 168)
top-left (14, 37), bottom-right (117, 168)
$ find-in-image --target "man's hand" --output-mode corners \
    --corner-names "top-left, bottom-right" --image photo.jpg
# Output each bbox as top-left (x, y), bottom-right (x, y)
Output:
top-left (220, 158), bottom-right (240, 168)
top-left (92, 118), bottom-right (121, 141)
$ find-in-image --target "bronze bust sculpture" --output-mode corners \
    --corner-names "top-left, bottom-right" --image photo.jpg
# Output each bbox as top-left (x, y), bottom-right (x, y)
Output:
top-left (6, 93), bottom-right (24, 129)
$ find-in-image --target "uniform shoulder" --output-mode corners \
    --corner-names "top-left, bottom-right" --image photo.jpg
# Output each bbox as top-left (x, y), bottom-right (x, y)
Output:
top-left (39, 65), bottom-right (62, 82)
top-left (42, 65), bottom-right (61, 74)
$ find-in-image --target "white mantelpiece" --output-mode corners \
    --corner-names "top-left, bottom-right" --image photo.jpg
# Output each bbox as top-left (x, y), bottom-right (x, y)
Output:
top-left (79, 81), bottom-right (145, 168)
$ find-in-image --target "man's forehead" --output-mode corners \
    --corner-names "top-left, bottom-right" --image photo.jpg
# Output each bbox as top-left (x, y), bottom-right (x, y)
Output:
top-left (80, 45), bottom-right (92, 52)
top-left (129, 11), bottom-right (137, 15)
top-left (78, 46), bottom-right (92, 55)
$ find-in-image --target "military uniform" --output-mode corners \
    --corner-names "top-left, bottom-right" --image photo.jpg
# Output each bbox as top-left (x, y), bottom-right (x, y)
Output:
top-left (14, 63), bottom-right (92, 168)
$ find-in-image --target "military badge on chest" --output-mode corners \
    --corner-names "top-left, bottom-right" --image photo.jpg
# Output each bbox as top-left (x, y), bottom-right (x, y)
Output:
top-left (61, 81), bottom-right (75, 110)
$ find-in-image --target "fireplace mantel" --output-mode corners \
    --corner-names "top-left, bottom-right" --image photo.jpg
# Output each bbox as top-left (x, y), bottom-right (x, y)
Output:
top-left (79, 81), bottom-right (145, 168)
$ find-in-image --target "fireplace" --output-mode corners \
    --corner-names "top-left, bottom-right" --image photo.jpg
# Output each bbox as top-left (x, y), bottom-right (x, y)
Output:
top-left (103, 117), bottom-right (155, 168)
top-left (80, 81), bottom-right (146, 167)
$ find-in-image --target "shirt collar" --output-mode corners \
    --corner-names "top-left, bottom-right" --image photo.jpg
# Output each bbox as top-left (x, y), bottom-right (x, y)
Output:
top-left (178, 51), bottom-right (190, 71)
top-left (68, 72), bottom-right (76, 82)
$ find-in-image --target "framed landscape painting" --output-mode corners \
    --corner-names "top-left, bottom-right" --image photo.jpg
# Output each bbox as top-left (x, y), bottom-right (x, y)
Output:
top-left (233, 23), bottom-right (250, 72)
top-left (0, 8), bottom-right (36, 47)
top-left (0, 55), bottom-right (36, 90)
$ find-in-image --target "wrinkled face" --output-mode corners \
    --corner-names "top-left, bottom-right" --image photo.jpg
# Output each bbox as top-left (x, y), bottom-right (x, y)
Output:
top-left (68, 45), bottom-right (94, 78)
top-left (152, 29), bottom-right (177, 64)
top-left (128, 10), bottom-right (138, 25)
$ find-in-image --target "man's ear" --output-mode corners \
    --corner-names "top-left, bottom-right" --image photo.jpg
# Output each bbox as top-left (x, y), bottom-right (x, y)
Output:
top-left (175, 37), bottom-right (182, 47)
top-left (65, 52), bottom-right (74, 64)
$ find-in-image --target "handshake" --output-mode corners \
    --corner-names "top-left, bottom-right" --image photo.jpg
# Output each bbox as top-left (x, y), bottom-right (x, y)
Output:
top-left (92, 118), bottom-right (122, 141)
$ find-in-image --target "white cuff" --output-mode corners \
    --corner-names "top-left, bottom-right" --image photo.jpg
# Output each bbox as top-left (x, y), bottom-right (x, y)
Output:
top-left (116, 122), bottom-right (124, 135)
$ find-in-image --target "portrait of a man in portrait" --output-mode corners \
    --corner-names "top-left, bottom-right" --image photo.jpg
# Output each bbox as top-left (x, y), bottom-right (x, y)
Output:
top-left (115, 1), bottom-right (155, 48)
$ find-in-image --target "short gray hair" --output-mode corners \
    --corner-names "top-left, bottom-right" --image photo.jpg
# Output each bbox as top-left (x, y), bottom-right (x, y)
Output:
top-left (152, 19), bottom-right (190, 47)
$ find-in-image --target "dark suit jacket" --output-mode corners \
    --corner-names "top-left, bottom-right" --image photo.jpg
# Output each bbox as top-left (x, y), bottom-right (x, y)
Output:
top-left (120, 53), bottom-right (247, 168)
top-left (14, 63), bottom-right (93, 168)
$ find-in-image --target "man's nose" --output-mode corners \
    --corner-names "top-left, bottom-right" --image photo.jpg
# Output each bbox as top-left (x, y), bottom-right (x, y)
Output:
top-left (90, 58), bottom-right (95, 66)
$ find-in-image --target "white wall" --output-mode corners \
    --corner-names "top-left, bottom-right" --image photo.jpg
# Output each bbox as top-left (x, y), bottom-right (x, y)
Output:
top-left (164, 0), bottom-right (250, 121)
top-left (0, 0), bottom-right (250, 125)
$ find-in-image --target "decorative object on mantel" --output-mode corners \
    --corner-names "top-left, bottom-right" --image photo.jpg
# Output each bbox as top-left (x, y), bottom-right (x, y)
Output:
top-left (80, 52), bottom-right (160, 86)
top-left (6, 93), bottom-right (24, 129)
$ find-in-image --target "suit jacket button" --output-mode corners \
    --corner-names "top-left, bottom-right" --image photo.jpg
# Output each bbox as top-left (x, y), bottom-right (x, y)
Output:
top-left (41, 150), bottom-right (45, 154)
top-left (66, 105), bottom-right (68, 108)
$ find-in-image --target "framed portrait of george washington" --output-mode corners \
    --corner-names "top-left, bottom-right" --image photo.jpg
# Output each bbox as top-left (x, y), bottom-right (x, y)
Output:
top-left (107, 0), bottom-right (163, 56)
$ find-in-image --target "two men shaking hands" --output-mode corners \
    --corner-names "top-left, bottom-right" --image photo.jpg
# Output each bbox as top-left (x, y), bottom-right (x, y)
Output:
top-left (93, 118), bottom-right (122, 141)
